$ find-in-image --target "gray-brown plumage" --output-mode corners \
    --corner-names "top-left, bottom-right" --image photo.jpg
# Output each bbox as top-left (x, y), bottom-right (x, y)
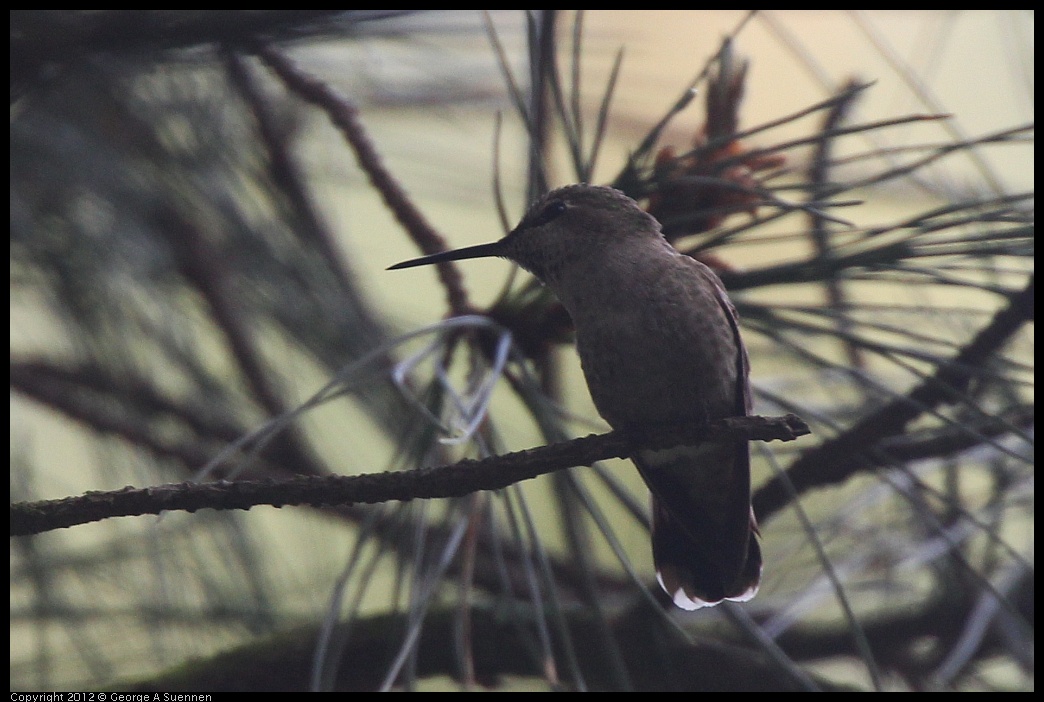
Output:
top-left (390, 184), bottom-right (761, 609)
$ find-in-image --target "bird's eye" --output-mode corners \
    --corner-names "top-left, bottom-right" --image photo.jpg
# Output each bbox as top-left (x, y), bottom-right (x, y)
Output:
top-left (529, 200), bottom-right (568, 228)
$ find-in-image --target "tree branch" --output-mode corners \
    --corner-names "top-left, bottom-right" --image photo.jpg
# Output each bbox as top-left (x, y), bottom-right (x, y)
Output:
top-left (11, 414), bottom-right (808, 536)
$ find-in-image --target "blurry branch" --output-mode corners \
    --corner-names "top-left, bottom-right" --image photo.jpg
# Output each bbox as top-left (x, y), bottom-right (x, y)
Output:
top-left (252, 43), bottom-right (475, 317)
top-left (126, 603), bottom-right (852, 692)
top-left (153, 205), bottom-right (324, 477)
top-left (524, 10), bottom-right (557, 198)
top-left (10, 360), bottom-right (241, 470)
top-left (11, 10), bottom-right (356, 100)
top-left (806, 78), bottom-right (864, 368)
top-left (224, 50), bottom-right (356, 294)
top-left (9, 359), bottom-right (318, 478)
top-left (11, 413), bottom-right (809, 536)
top-left (12, 10), bottom-right (347, 58)
top-left (754, 276), bottom-right (1033, 522)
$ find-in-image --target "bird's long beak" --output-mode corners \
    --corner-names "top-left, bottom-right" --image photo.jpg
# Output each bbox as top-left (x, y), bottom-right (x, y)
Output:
top-left (387, 240), bottom-right (506, 270)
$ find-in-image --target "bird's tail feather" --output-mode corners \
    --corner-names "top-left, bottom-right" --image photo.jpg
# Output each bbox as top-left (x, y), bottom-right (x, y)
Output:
top-left (635, 440), bottom-right (761, 609)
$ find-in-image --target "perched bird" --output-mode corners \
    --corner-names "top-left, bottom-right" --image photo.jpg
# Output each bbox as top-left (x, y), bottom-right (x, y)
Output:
top-left (389, 184), bottom-right (761, 609)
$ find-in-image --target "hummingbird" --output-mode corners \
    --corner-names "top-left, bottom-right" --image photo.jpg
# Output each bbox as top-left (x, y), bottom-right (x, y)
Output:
top-left (389, 184), bottom-right (761, 610)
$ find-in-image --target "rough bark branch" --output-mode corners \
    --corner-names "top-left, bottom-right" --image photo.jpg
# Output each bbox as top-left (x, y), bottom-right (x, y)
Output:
top-left (11, 414), bottom-right (808, 536)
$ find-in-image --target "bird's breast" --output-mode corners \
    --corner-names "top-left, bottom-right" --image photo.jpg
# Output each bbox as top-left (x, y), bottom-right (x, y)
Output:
top-left (554, 255), bottom-right (742, 430)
